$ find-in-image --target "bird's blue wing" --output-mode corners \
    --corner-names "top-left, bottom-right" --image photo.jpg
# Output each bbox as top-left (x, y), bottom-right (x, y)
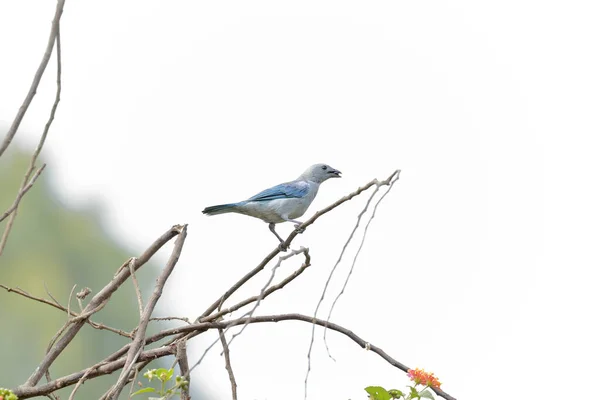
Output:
top-left (247, 181), bottom-right (309, 202)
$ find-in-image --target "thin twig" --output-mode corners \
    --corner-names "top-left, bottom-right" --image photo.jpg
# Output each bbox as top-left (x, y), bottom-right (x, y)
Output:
top-left (128, 366), bottom-right (141, 399)
top-left (93, 255), bottom-right (314, 375)
top-left (0, 23), bottom-right (64, 255)
top-left (45, 286), bottom-right (79, 363)
top-left (0, 164), bottom-right (46, 223)
top-left (176, 340), bottom-right (191, 400)
top-left (150, 316), bottom-right (192, 324)
top-left (0, 284), bottom-right (132, 338)
top-left (20, 225), bottom-right (182, 387)
top-left (108, 225), bottom-right (187, 399)
top-left (324, 171), bottom-right (401, 354)
top-left (128, 257), bottom-right (144, 318)
top-left (304, 169), bottom-right (400, 398)
top-left (197, 171), bottom-right (399, 323)
top-left (152, 171), bottom-right (403, 379)
top-left (14, 313), bottom-right (457, 400)
top-left (66, 285), bottom-right (77, 322)
top-left (189, 334), bottom-right (221, 372)
top-left (41, 284), bottom-right (77, 393)
top-left (0, 0), bottom-right (65, 158)
top-left (188, 247), bottom-right (310, 373)
top-left (219, 329), bottom-right (238, 400)
top-left (44, 281), bottom-right (64, 309)
top-left (204, 251), bottom-right (312, 324)
top-left (68, 360), bottom-right (109, 400)
top-left (226, 247), bottom-right (310, 348)
top-left (313, 185), bottom-right (380, 362)
top-left (5, 169), bottom-right (455, 400)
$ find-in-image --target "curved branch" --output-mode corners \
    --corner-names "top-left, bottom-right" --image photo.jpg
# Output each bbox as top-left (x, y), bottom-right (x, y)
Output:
top-left (219, 329), bottom-right (238, 400)
top-left (324, 171), bottom-right (401, 348)
top-left (198, 169), bottom-right (400, 320)
top-left (108, 225), bottom-right (187, 399)
top-left (0, 0), bottom-right (65, 158)
top-left (20, 225), bottom-right (183, 387)
top-left (0, 165), bottom-right (46, 223)
top-left (14, 313), bottom-right (456, 400)
top-left (0, 283), bottom-right (132, 338)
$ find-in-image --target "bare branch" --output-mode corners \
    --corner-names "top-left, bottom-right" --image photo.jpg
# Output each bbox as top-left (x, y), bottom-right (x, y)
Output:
top-left (176, 340), bottom-right (191, 400)
top-left (205, 249), bottom-right (312, 323)
top-left (15, 346), bottom-right (177, 400)
top-left (0, 284), bottom-right (132, 338)
top-left (219, 329), bottom-right (238, 400)
top-left (20, 225), bottom-right (182, 387)
top-left (226, 247), bottom-right (310, 348)
top-left (186, 248), bottom-right (311, 374)
top-left (108, 225), bottom-right (188, 399)
top-left (150, 171), bottom-right (404, 387)
top-left (128, 366), bottom-right (142, 399)
top-left (189, 334), bottom-right (221, 372)
top-left (96, 252), bottom-right (314, 377)
top-left (0, 0), bottom-right (65, 158)
top-left (128, 257), bottom-right (145, 318)
top-left (198, 170), bottom-right (400, 321)
top-left (312, 183), bottom-right (380, 363)
top-left (42, 285), bottom-right (76, 390)
top-left (324, 171), bottom-right (401, 353)
top-left (0, 164), bottom-right (46, 223)
top-left (197, 248), bottom-right (281, 321)
top-left (151, 316), bottom-right (192, 324)
top-left (0, 20), bottom-right (64, 254)
top-left (67, 360), bottom-right (109, 400)
top-left (305, 170), bottom-right (401, 397)
top-left (44, 281), bottom-right (64, 309)
top-left (5, 169), bottom-right (456, 400)
top-left (14, 313), bottom-right (457, 400)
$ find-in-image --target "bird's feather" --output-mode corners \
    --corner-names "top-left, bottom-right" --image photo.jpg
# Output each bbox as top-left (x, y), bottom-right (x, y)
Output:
top-left (202, 202), bottom-right (240, 215)
top-left (246, 181), bottom-right (309, 202)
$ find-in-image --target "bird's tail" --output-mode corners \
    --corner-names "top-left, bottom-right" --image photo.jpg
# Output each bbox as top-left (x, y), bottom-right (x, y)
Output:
top-left (202, 202), bottom-right (240, 216)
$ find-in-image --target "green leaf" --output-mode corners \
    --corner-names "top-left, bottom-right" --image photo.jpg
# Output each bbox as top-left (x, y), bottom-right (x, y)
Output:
top-left (365, 386), bottom-right (393, 400)
top-left (409, 386), bottom-right (420, 399)
top-left (388, 389), bottom-right (405, 399)
top-left (420, 389), bottom-right (435, 400)
top-left (154, 368), bottom-right (174, 382)
top-left (131, 387), bottom-right (156, 396)
top-left (153, 368), bottom-right (169, 375)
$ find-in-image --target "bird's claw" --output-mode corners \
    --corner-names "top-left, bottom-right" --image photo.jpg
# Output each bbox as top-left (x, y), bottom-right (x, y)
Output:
top-left (294, 224), bottom-right (305, 234)
top-left (278, 242), bottom-right (289, 252)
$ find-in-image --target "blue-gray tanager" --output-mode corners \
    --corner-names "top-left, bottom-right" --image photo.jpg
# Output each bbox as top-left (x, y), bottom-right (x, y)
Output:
top-left (203, 164), bottom-right (341, 249)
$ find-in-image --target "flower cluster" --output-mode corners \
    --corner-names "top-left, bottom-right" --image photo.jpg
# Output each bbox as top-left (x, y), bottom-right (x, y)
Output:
top-left (0, 387), bottom-right (19, 400)
top-left (407, 368), bottom-right (441, 389)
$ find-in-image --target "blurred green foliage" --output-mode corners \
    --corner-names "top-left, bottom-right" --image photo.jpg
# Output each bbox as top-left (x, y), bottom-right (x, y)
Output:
top-left (0, 149), bottom-right (207, 399)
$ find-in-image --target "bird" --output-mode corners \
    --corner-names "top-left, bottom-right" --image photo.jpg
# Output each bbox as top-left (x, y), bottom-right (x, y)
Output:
top-left (202, 163), bottom-right (341, 250)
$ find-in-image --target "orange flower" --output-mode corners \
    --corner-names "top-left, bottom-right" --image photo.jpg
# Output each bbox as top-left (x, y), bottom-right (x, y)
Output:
top-left (407, 368), bottom-right (441, 389)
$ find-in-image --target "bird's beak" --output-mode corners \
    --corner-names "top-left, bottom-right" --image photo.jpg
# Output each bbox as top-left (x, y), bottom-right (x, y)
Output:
top-left (330, 169), bottom-right (342, 178)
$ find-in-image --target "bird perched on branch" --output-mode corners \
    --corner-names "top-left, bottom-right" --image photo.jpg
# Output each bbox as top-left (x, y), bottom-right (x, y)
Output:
top-left (202, 163), bottom-right (341, 250)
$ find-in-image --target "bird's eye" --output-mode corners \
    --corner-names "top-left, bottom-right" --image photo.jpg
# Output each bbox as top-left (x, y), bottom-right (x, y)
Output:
top-left (321, 165), bottom-right (327, 170)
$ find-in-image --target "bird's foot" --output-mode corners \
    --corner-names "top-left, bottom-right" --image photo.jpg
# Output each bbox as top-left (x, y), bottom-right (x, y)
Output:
top-left (278, 242), bottom-right (289, 252)
top-left (294, 224), bottom-right (305, 234)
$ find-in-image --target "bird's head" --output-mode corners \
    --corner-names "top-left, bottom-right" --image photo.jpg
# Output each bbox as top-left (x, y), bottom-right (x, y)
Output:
top-left (301, 163), bottom-right (342, 183)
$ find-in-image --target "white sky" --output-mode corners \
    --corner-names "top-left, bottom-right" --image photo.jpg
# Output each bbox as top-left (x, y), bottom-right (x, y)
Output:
top-left (2, 1), bottom-right (600, 399)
